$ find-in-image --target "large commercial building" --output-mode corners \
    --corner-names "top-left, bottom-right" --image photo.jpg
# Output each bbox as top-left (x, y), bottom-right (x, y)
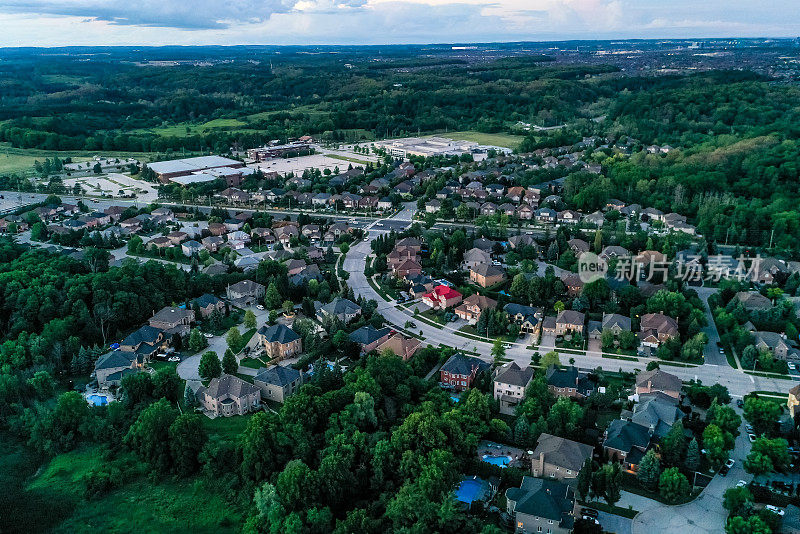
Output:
top-left (146, 156), bottom-right (246, 185)
top-left (373, 136), bottom-right (511, 158)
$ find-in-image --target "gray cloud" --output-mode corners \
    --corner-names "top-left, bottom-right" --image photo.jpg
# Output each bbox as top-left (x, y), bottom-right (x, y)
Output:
top-left (0, 0), bottom-right (366, 29)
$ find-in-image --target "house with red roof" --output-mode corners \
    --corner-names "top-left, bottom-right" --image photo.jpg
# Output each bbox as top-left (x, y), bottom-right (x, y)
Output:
top-left (421, 285), bottom-right (463, 309)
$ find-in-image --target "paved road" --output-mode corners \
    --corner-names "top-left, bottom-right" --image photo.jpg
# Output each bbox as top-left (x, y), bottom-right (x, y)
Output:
top-left (344, 203), bottom-right (798, 398)
top-left (624, 405), bottom-right (753, 534)
top-left (695, 286), bottom-right (728, 366)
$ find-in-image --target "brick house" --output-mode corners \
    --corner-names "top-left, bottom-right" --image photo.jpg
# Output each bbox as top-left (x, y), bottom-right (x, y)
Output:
top-left (257, 324), bottom-right (303, 360)
top-left (440, 353), bottom-right (489, 391)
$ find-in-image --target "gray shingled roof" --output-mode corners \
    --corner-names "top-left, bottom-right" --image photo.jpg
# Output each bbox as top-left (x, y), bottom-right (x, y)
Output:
top-left (532, 433), bottom-right (594, 472)
top-left (255, 365), bottom-right (301, 387)
top-left (494, 362), bottom-right (534, 387)
top-left (506, 477), bottom-right (575, 527)
top-left (349, 325), bottom-right (391, 345)
top-left (258, 324), bottom-right (301, 344)
top-left (441, 353), bottom-right (489, 376)
top-left (604, 419), bottom-right (651, 453)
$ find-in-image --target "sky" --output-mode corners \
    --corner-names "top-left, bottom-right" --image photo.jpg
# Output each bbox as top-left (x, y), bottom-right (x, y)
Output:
top-left (0, 0), bottom-right (798, 47)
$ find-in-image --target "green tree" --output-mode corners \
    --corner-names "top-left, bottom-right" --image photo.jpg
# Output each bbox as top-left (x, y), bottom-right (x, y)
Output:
top-left (744, 396), bottom-right (781, 436)
top-left (637, 449), bottom-right (661, 490)
top-left (703, 424), bottom-right (729, 469)
top-left (243, 309), bottom-right (257, 329)
top-left (660, 420), bottom-right (687, 467)
top-left (222, 348), bottom-right (239, 375)
top-left (198, 351), bottom-right (221, 380)
top-left (265, 281), bottom-right (282, 309)
top-left (685, 437), bottom-right (701, 472)
top-left (745, 436), bottom-right (790, 476)
top-left (226, 326), bottom-right (242, 352)
top-left (125, 399), bottom-right (179, 472)
top-left (725, 515), bottom-right (771, 534)
top-left (188, 327), bottom-right (208, 353)
top-left (658, 467), bottom-right (689, 504)
top-left (169, 413), bottom-right (207, 476)
top-left (152, 367), bottom-right (181, 402)
top-left (723, 486), bottom-right (753, 514)
top-left (576, 458), bottom-right (593, 501)
top-left (491, 338), bottom-right (506, 366)
top-left (541, 351), bottom-right (561, 369)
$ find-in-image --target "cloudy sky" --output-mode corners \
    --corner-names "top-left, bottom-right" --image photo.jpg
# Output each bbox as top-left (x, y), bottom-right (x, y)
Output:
top-left (0, 0), bottom-right (798, 47)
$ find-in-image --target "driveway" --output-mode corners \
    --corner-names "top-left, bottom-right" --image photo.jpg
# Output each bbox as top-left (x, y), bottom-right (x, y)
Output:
top-left (597, 510), bottom-right (632, 534)
top-left (627, 404), bottom-right (754, 534)
top-left (695, 286), bottom-right (728, 367)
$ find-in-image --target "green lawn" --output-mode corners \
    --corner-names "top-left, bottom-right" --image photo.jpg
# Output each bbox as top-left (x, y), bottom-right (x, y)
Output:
top-left (201, 413), bottom-right (254, 440)
top-left (429, 130), bottom-right (524, 150)
top-left (130, 118), bottom-right (251, 138)
top-left (239, 357), bottom-right (266, 370)
top-left (0, 142), bottom-right (156, 175)
top-left (10, 444), bottom-right (243, 534)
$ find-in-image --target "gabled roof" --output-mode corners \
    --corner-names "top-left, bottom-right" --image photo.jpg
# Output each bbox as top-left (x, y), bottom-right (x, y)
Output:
top-left (320, 297), bottom-right (361, 316)
top-left (471, 263), bottom-right (504, 278)
top-left (427, 285), bottom-right (462, 300)
top-left (441, 353), bottom-right (489, 376)
top-left (555, 310), bottom-right (585, 327)
top-left (194, 293), bottom-right (222, 308)
top-left (151, 306), bottom-right (193, 324)
top-left (506, 477), bottom-right (574, 527)
top-left (494, 362), bottom-right (534, 388)
top-left (602, 313), bottom-right (631, 331)
top-left (604, 419), bottom-right (651, 453)
top-left (95, 350), bottom-right (136, 371)
top-left (635, 369), bottom-right (681, 393)
top-left (545, 365), bottom-right (595, 396)
top-left (121, 325), bottom-right (162, 347)
top-left (198, 374), bottom-right (259, 401)
top-left (631, 396), bottom-right (684, 438)
top-left (532, 433), bottom-right (594, 472)
top-left (258, 324), bottom-right (301, 344)
top-left (349, 325), bottom-right (392, 345)
top-left (255, 365), bottom-right (301, 387)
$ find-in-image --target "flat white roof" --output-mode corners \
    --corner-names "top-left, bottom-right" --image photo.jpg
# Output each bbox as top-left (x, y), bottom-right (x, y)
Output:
top-left (148, 155), bottom-right (241, 175)
top-left (170, 173), bottom-right (218, 185)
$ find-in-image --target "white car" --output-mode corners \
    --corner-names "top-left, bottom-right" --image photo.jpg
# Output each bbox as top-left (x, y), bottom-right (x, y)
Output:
top-left (203, 332), bottom-right (214, 339)
top-left (765, 505), bottom-right (785, 516)
top-left (256, 304), bottom-right (265, 310)
top-left (725, 459), bottom-right (735, 469)
top-left (736, 480), bottom-right (747, 488)
top-left (748, 433), bottom-right (756, 443)
top-left (581, 516), bottom-right (600, 525)
top-left (789, 363), bottom-right (797, 370)
top-left (168, 356), bottom-right (180, 362)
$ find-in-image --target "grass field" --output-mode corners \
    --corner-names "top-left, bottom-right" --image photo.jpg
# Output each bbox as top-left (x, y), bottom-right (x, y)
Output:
top-left (5, 443), bottom-right (243, 534)
top-left (131, 118), bottom-right (254, 138)
top-left (0, 143), bottom-right (157, 175)
top-left (432, 131), bottom-right (524, 150)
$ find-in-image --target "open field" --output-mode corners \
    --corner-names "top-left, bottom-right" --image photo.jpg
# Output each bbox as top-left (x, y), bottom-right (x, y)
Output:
top-left (0, 143), bottom-right (157, 175)
top-left (5, 443), bottom-right (242, 534)
top-left (429, 131), bottom-right (525, 149)
top-left (131, 118), bottom-right (255, 138)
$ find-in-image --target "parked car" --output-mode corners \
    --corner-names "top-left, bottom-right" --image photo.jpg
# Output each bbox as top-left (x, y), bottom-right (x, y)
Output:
top-left (168, 356), bottom-right (180, 362)
top-left (737, 480), bottom-right (748, 488)
top-left (581, 516), bottom-right (600, 525)
top-left (746, 424), bottom-right (754, 433)
top-left (203, 332), bottom-right (214, 339)
top-left (790, 363), bottom-right (797, 371)
top-left (581, 508), bottom-right (599, 518)
top-left (719, 465), bottom-right (730, 476)
top-left (748, 433), bottom-right (757, 442)
top-left (256, 304), bottom-right (265, 310)
top-left (737, 399), bottom-right (744, 408)
top-left (726, 459), bottom-right (735, 469)
top-left (765, 505), bottom-right (785, 516)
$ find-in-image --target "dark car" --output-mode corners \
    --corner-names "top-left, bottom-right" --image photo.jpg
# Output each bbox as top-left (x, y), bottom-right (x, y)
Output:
top-left (581, 508), bottom-right (599, 518)
top-left (719, 464), bottom-right (730, 476)
top-left (737, 399), bottom-right (744, 408)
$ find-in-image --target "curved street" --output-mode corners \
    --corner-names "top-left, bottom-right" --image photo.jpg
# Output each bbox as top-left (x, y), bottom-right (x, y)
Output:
top-left (345, 203), bottom-right (797, 399)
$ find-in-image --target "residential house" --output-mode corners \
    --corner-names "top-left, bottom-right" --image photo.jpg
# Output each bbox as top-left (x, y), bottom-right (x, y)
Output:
top-left (207, 222), bottom-right (227, 236)
top-left (421, 285), bottom-right (463, 309)
top-left (349, 325), bottom-right (393, 354)
top-left (542, 310), bottom-right (585, 336)
top-left (493, 362), bottom-right (534, 415)
top-left (545, 365), bottom-right (596, 399)
top-left (254, 365), bottom-right (304, 403)
top-left (181, 240), bottom-right (203, 257)
top-left (567, 238), bottom-right (590, 255)
top-left (218, 187), bottom-right (250, 204)
top-left (603, 419), bottom-right (652, 472)
top-left (584, 211), bottom-right (604, 227)
top-left (193, 293), bottom-right (225, 318)
top-left (201, 235), bottom-right (225, 252)
top-left (516, 203), bottom-right (534, 220)
top-left (149, 306), bottom-right (195, 336)
top-left (627, 394), bottom-right (684, 439)
top-left (508, 234), bottom-right (536, 251)
top-left (531, 433), bottom-right (594, 481)
top-left (119, 325), bottom-right (166, 359)
top-left (317, 297), bottom-right (361, 323)
top-left (147, 236), bottom-right (172, 250)
top-left (258, 324), bottom-right (303, 360)
top-left (504, 303), bottom-right (541, 335)
top-left (600, 245), bottom-right (629, 261)
top-left (472, 238), bottom-right (495, 251)
top-left (635, 369), bottom-right (682, 399)
top-left (376, 334), bottom-right (421, 361)
top-left (638, 313), bottom-right (679, 348)
top-left (557, 210), bottom-right (581, 224)
top-left (559, 273), bottom-right (584, 297)
top-left (426, 200), bottom-right (441, 213)
top-left (470, 264), bottom-right (505, 288)
top-left (506, 477), bottom-right (575, 534)
top-left (440, 353), bottom-right (489, 391)
top-left (226, 280), bottom-right (265, 306)
top-left (462, 247), bottom-right (492, 270)
top-left (455, 294), bottom-right (497, 324)
top-left (94, 350), bottom-right (142, 388)
top-left (535, 208), bottom-right (557, 223)
top-left (393, 259), bottom-right (423, 279)
top-left (589, 313), bottom-right (631, 340)
top-left (789, 384), bottom-right (800, 419)
top-left (754, 331), bottom-right (798, 360)
top-left (196, 374), bottom-right (261, 417)
top-left (735, 291), bottom-right (773, 311)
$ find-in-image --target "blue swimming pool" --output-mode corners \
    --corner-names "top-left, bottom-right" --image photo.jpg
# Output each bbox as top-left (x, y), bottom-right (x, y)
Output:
top-left (481, 454), bottom-right (512, 467)
top-left (86, 394), bottom-right (108, 406)
top-left (454, 479), bottom-right (483, 504)
top-left (450, 395), bottom-right (460, 403)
